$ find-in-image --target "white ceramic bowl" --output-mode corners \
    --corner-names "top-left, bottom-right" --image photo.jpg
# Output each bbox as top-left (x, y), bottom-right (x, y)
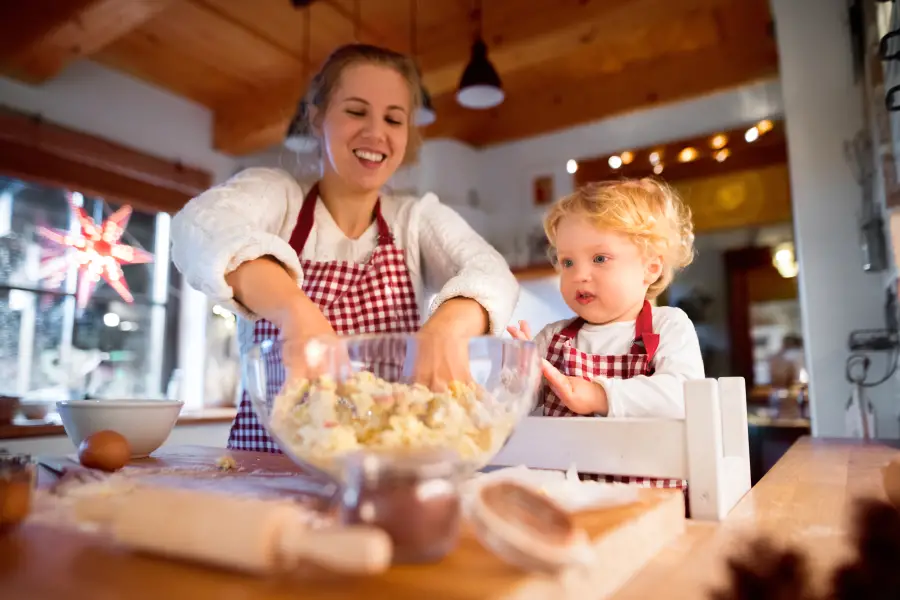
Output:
top-left (56, 399), bottom-right (184, 458)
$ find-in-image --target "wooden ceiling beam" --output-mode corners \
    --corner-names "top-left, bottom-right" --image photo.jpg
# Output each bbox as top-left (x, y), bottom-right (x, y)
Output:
top-left (322, 0), bottom-right (391, 46)
top-left (213, 77), bottom-right (306, 157)
top-left (0, 0), bottom-right (174, 84)
top-left (423, 39), bottom-right (779, 147)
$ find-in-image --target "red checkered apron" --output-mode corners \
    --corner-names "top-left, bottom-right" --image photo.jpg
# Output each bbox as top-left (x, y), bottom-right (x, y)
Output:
top-left (228, 183), bottom-right (421, 452)
top-left (541, 300), bottom-right (687, 493)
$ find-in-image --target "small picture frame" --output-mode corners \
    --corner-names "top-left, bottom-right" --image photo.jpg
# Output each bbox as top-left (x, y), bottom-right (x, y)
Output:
top-left (533, 175), bottom-right (553, 206)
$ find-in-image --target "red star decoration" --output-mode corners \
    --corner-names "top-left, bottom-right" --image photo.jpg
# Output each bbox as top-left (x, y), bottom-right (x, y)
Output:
top-left (38, 193), bottom-right (154, 309)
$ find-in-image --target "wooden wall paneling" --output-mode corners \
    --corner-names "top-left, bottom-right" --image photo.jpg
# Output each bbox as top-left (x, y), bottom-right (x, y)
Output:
top-left (0, 107), bottom-right (211, 214)
top-left (574, 122), bottom-right (787, 186)
top-left (673, 164), bottom-right (793, 233)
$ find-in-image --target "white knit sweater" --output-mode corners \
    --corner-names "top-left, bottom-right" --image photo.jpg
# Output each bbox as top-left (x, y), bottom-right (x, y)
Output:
top-left (170, 167), bottom-right (519, 337)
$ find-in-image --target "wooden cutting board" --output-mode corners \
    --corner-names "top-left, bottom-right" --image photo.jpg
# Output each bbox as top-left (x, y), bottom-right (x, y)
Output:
top-left (7, 445), bottom-right (686, 600)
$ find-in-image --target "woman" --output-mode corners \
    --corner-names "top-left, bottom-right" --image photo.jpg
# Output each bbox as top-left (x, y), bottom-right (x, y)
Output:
top-left (170, 44), bottom-right (519, 453)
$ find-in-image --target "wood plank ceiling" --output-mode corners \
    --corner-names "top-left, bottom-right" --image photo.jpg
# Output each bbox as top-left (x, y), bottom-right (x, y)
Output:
top-left (0, 0), bottom-right (779, 157)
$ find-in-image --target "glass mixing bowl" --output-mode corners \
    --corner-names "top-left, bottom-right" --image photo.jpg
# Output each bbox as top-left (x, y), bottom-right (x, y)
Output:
top-left (242, 334), bottom-right (542, 481)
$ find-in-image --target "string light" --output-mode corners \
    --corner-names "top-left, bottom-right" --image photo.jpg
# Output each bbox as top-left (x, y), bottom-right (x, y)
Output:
top-left (678, 147), bottom-right (698, 163)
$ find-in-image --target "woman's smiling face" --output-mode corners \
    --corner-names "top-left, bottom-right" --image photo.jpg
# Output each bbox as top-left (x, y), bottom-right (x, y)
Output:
top-left (319, 63), bottom-right (411, 193)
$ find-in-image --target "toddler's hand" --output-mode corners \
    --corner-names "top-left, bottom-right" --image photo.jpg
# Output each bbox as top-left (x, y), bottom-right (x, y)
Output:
top-left (541, 359), bottom-right (608, 415)
top-left (506, 320), bottom-right (534, 342)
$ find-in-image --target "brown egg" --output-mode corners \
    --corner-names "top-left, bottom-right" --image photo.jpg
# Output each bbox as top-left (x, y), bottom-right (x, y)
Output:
top-left (78, 430), bottom-right (131, 472)
top-left (882, 456), bottom-right (900, 510)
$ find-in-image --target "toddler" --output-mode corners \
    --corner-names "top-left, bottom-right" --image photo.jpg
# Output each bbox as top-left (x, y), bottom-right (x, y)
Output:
top-left (508, 178), bottom-right (704, 487)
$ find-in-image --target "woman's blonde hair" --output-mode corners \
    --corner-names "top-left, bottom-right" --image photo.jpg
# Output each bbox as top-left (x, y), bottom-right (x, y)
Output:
top-left (291, 43), bottom-right (423, 165)
top-left (544, 178), bottom-right (695, 298)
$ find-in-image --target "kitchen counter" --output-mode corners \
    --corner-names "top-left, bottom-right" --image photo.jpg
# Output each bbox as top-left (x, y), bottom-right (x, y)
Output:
top-left (2, 437), bottom-right (898, 598)
top-left (612, 436), bottom-right (899, 598)
top-left (0, 407), bottom-right (237, 440)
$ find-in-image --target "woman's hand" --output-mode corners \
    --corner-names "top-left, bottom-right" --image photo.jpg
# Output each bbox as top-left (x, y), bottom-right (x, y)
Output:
top-left (279, 307), bottom-right (341, 385)
top-left (226, 257), bottom-right (342, 385)
top-left (414, 297), bottom-right (488, 391)
top-left (410, 332), bottom-right (473, 392)
top-left (541, 359), bottom-right (609, 415)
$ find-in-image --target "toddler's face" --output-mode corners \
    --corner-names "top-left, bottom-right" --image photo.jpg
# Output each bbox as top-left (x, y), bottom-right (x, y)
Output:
top-left (554, 215), bottom-right (662, 324)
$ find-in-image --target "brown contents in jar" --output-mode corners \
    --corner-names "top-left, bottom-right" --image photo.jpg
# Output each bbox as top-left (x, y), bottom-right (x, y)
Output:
top-left (339, 449), bottom-right (462, 564)
top-left (0, 453), bottom-right (35, 534)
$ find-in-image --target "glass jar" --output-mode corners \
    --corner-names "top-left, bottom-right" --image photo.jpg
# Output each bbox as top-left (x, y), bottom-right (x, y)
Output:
top-left (0, 451), bottom-right (35, 534)
top-left (338, 448), bottom-right (462, 564)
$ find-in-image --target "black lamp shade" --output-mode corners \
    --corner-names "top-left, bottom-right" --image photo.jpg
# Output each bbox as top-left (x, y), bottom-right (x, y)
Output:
top-left (456, 38), bottom-right (504, 109)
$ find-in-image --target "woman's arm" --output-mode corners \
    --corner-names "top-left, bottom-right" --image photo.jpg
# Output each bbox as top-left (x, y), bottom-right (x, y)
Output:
top-left (414, 194), bottom-right (519, 337)
top-left (225, 258), bottom-right (334, 339)
top-left (171, 168), bottom-right (311, 321)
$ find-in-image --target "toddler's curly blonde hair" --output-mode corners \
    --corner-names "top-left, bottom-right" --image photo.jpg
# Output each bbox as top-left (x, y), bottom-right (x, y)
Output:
top-left (543, 178), bottom-right (695, 299)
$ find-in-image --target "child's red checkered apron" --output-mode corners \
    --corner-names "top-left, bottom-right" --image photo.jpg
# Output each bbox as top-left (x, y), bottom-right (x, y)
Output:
top-left (227, 183), bottom-right (420, 452)
top-left (541, 300), bottom-right (686, 492)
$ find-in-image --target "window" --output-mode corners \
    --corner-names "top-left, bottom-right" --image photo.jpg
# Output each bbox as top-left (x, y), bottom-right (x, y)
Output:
top-left (0, 176), bottom-right (180, 400)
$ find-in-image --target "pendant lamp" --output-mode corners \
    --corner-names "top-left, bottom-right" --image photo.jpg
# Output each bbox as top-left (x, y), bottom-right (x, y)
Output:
top-left (456, 1), bottom-right (503, 110)
top-left (456, 38), bottom-right (504, 109)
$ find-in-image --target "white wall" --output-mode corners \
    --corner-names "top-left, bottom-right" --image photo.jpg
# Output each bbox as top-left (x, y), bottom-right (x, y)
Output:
top-left (771, 0), bottom-right (898, 438)
top-left (0, 60), bottom-right (237, 415)
top-left (0, 61), bottom-right (236, 183)
top-left (510, 276), bottom-right (574, 335)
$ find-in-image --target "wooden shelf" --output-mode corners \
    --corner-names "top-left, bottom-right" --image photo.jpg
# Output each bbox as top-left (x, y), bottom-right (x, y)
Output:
top-left (0, 408), bottom-right (237, 441)
top-left (512, 264), bottom-right (556, 281)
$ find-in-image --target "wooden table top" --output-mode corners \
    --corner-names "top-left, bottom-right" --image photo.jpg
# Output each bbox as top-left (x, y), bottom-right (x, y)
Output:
top-left (2, 437), bottom-right (898, 599)
top-left (611, 436), bottom-right (900, 599)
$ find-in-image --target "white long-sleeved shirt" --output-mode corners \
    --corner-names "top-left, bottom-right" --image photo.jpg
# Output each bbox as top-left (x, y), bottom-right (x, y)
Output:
top-left (532, 306), bottom-right (704, 419)
top-left (170, 167), bottom-right (519, 342)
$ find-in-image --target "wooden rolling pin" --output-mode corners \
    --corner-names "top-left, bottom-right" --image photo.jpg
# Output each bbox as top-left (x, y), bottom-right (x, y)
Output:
top-left (76, 485), bottom-right (392, 576)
